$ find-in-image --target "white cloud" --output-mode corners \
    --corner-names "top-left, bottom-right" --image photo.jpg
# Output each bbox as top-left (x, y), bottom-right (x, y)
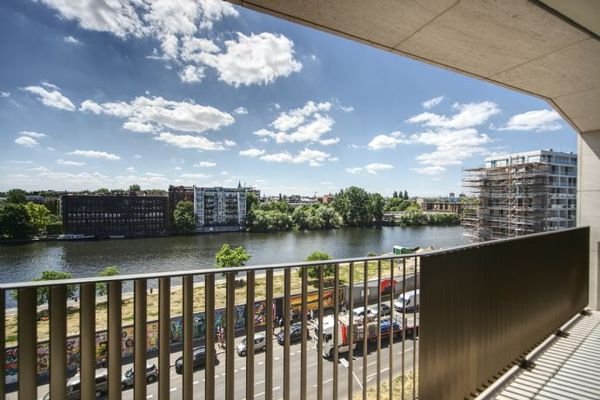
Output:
top-left (254, 101), bottom-right (338, 145)
top-left (0, 91), bottom-right (10, 98)
top-left (407, 101), bottom-right (499, 129)
top-left (47, 147), bottom-right (55, 151)
top-left (145, 172), bottom-right (164, 177)
top-left (345, 163), bottom-right (393, 175)
top-left (64, 35), bottom-right (82, 45)
top-left (80, 95), bottom-right (234, 134)
top-left (133, 154), bottom-right (142, 159)
top-left (68, 149), bottom-right (121, 160)
top-left (22, 84), bottom-right (76, 111)
top-left (194, 161), bottom-right (216, 167)
top-left (57, 159), bottom-right (86, 166)
top-left (18, 131), bottom-right (47, 138)
top-left (154, 132), bottom-right (229, 151)
top-left (179, 65), bottom-right (205, 83)
top-left (259, 148), bottom-right (335, 167)
top-left (180, 173), bottom-right (210, 179)
top-left (126, 166), bottom-right (136, 172)
top-left (410, 166), bottom-right (446, 175)
top-left (367, 131), bottom-right (405, 150)
top-left (272, 101), bottom-right (331, 131)
top-left (239, 148), bottom-right (265, 158)
top-left (223, 139), bottom-right (236, 147)
top-left (197, 32), bottom-right (302, 87)
top-left (15, 136), bottom-right (39, 147)
top-left (497, 109), bottom-right (562, 132)
top-left (319, 137), bottom-right (340, 146)
top-left (6, 160), bottom-right (33, 164)
top-left (422, 96), bottom-right (444, 109)
top-left (233, 106), bottom-right (247, 115)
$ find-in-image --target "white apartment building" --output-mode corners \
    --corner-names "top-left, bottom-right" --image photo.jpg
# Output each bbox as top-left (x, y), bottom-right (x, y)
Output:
top-left (193, 186), bottom-right (247, 230)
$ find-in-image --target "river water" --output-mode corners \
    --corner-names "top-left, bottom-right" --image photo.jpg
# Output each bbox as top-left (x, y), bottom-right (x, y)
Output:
top-left (0, 226), bottom-right (468, 284)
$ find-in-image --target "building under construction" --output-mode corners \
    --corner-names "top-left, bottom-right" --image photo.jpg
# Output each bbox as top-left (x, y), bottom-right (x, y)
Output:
top-left (462, 150), bottom-right (577, 242)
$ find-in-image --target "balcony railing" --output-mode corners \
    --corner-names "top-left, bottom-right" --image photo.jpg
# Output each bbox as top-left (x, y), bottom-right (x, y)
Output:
top-left (0, 227), bottom-right (589, 400)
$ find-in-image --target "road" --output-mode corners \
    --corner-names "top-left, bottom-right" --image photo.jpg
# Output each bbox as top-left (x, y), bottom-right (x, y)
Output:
top-left (19, 324), bottom-right (418, 400)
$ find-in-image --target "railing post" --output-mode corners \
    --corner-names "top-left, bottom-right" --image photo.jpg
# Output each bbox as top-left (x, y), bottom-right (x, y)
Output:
top-left (108, 281), bottom-right (122, 400)
top-left (134, 279), bottom-right (147, 400)
top-left (158, 277), bottom-right (171, 400)
top-left (225, 272), bottom-right (235, 400)
top-left (300, 266), bottom-right (308, 400)
top-left (205, 274), bottom-right (215, 400)
top-left (182, 275), bottom-right (194, 400)
top-left (246, 271), bottom-right (255, 400)
top-left (49, 285), bottom-right (67, 400)
top-left (265, 270), bottom-right (274, 400)
top-left (80, 283), bottom-right (96, 400)
top-left (18, 287), bottom-right (36, 400)
top-left (283, 268), bottom-right (291, 400)
top-left (0, 289), bottom-right (6, 400)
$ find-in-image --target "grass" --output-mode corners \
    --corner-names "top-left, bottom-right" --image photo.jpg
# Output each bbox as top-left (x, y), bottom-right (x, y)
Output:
top-left (5, 258), bottom-right (417, 346)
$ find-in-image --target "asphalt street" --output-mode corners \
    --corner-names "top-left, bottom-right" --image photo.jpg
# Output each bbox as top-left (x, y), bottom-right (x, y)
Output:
top-left (17, 325), bottom-right (417, 400)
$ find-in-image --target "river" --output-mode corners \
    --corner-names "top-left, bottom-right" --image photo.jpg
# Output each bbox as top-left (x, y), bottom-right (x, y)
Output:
top-left (0, 226), bottom-right (468, 284)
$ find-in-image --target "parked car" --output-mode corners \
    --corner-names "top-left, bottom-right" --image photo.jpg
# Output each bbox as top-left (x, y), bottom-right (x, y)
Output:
top-left (121, 363), bottom-right (158, 389)
top-left (175, 346), bottom-right (217, 374)
top-left (43, 368), bottom-right (108, 400)
top-left (277, 323), bottom-right (308, 345)
top-left (394, 289), bottom-right (420, 312)
top-left (352, 306), bottom-right (372, 318)
top-left (367, 303), bottom-right (392, 316)
top-left (237, 332), bottom-right (267, 356)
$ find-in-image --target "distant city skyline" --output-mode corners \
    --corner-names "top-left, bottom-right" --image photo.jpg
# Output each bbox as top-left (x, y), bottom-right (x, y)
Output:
top-left (0, 0), bottom-right (576, 196)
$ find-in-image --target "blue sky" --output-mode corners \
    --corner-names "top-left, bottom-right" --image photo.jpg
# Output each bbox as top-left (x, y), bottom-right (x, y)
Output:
top-left (0, 0), bottom-right (577, 197)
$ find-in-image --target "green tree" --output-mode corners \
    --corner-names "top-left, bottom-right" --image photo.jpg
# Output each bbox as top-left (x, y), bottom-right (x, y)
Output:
top-left (173, 200), bottom-right (196, 233)
top-left (392, 191), bottom-right (398, 198)
top-left (368, 193), bottom-right (385, 225)
top-left (0, 203), bottom-right (35, 239)
top-left (7, 189), bottom-right (27, 204)
top-left (333, 186), bottom-right (371, 226)
top-left (215, 244), bottom-right (251, 268)
top-left (303, 251), bottom-right (335, 282)
top-left (246, 192), bottom-right (259, 212)
top-left (129, 184), bottom-right (141, 192)
top-left (96, 266), bottom-right (120, 296)
top-left (316, 206), bottom-right (341, 229)
top-left (11, 271), bottom-right (77, 306)
top-left (403, 190), bottom-right (409, 200)
top-left (95, 188), bottom-right (110, 194)
top-left (24, 202), bottom-right (51, 234)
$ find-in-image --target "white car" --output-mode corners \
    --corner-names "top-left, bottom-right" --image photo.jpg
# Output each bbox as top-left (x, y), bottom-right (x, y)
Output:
top-left (394, 289), bottom-right (420, 312)
top-left (237, 332), bottom-right (267, 356)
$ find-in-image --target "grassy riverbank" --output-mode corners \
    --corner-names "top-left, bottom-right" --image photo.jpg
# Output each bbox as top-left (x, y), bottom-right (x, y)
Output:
top-left (5, 259), bottom-right (418, 346)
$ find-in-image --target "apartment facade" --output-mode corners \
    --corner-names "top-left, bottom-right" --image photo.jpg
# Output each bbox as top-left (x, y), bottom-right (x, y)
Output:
top-left (193, 186), bottom-right (247, 231)
top-left (61, 194), bottom-right (169, 238)
top-left (463, 150), bottom-right (577, 241)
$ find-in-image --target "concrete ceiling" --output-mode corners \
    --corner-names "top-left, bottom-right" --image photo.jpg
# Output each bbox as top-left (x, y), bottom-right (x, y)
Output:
top-left (231, 0), bottom-right (600, 134)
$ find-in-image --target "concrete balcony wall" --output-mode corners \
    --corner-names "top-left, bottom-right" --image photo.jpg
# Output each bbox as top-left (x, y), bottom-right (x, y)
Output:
top-left (578, 131), bottom-right (600, 309)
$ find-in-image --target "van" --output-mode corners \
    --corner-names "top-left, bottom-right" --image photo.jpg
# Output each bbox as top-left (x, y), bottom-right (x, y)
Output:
top-left (394, 289), bottom-right (420, 312)
top-left (43, 368), bottom-right (108, 399)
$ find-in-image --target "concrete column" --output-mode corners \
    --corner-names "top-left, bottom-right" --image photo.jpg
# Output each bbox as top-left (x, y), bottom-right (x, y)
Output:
top-left (577, 131), bottom-right (600, 310)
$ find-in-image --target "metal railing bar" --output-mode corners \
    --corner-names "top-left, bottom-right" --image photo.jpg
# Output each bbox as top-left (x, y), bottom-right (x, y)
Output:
top-left (134, 279), bottom-right (147, 400)
top-left (401, 258), bottom-right (406, 400)
top-left (0, 254), bottom-right (422, 290)
top-left (225, 272), bottom-right (235, 400)
top-left (80, 283), bottom-right (96, 400)
top-left (413, 256), bottom-right (418, 400)
top-left (183, 275), bottom-right (193, 400)
top-left (333, 262), bottom-right (339, 400)
top-left (158, 277), bottom-right (171, 400)
top-left (108, 281), bottom-right (122, 400)
top-left (283, 268), bottom-right (291, 400)
top-left (246, 271), bottom-right (255, 400)
top-left (0, 289), bottom-right (5, 400)
top-left (348, 262), bottom-right (354, 400)
top-left (317, 266), bottom-right (324, 400)
top-left (49, 286), bottom-right (67, 400)
top-left (389, 259), bottom-right (394, 400)
top-left (18, 287), bottom-right (36, 400)
top-left (377, 260), bottom-right (382, 400)
top-left (205, 274), bottom-right (215, 400)
top-left (265, 270), bottom-right (273, 400)
top-left (300, 266), bottom-right (308, 400)
top-left (362, 261), bottom-right (368, 400)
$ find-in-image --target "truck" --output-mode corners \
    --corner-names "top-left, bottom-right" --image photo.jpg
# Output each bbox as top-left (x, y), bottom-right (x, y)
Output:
top-left (321, 312), bottom-right (419, 358)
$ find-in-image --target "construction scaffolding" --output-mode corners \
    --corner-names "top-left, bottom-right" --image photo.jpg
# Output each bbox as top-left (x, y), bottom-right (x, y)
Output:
top-left (462, 163), bottom-right (550, 242)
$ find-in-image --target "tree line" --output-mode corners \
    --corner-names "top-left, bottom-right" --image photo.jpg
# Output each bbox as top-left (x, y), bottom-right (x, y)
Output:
top-left (0, 189), bottom-right (61, 239)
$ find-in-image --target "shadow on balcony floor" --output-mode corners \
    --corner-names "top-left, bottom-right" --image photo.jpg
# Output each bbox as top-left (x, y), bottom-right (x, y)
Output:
top-left (490, 311), bottom-right (600, 400)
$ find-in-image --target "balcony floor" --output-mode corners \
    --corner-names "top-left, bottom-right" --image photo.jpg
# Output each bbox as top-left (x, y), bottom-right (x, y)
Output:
top-left (490, 311), bottom-right (600, 400)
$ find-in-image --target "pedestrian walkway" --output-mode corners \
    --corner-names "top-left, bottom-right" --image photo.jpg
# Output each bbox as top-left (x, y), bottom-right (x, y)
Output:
top-left (488, 311), bottom-right (600, 400)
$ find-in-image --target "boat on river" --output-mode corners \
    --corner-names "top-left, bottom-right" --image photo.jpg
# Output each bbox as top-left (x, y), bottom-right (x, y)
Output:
top-left (57, 234), bottom-right (97, 241)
